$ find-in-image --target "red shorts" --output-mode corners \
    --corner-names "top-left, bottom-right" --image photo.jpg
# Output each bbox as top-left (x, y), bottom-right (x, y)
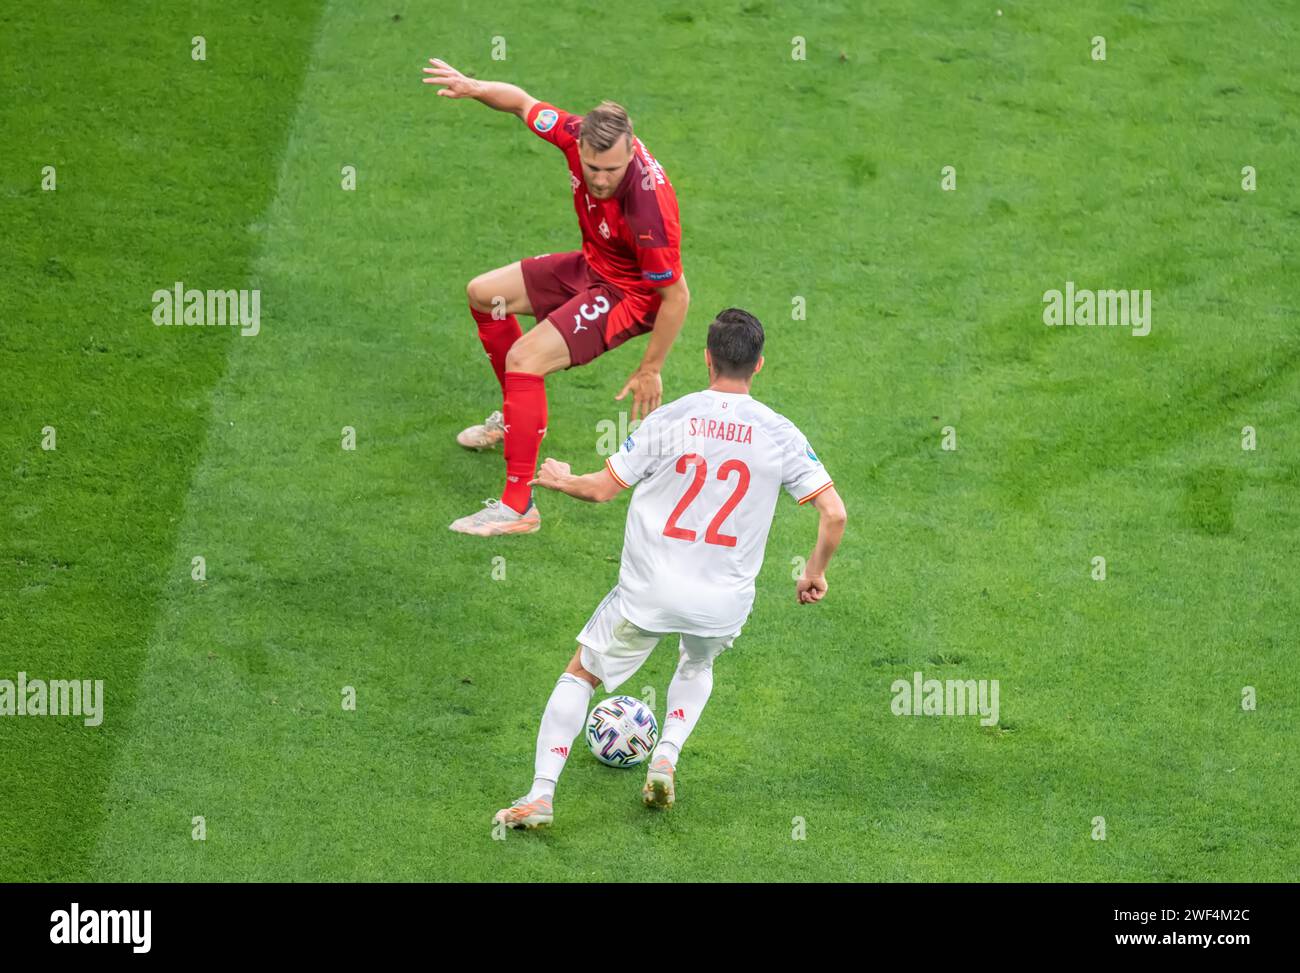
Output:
top-left (520, 251), bottom-right (661, 367)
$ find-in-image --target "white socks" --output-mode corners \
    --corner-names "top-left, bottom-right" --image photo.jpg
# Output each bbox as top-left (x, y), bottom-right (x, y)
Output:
top-left (526, 672), bottom-right (593, 801)
top-left (653, 652), bottom-right (715, 765)
top-left (651, 741), bottom-right (681, 765)
top-left (523, 652), bottom-right (715, 803)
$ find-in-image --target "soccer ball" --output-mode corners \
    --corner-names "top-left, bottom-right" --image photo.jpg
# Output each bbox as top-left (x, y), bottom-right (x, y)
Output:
top-left (585, 695), bottom-right (658, 768)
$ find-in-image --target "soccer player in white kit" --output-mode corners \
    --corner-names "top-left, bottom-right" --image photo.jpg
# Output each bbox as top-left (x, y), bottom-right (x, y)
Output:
top-left (492, 308), bottom-right (848, 828)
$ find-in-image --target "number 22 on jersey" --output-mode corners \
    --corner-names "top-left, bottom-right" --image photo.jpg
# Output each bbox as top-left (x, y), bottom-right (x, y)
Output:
top-left (662, 453), bottom-right (750, 547)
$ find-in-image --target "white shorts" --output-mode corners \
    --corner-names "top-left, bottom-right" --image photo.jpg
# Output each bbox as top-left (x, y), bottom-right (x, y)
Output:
top-left (576, 586), bottom-right (738, 692)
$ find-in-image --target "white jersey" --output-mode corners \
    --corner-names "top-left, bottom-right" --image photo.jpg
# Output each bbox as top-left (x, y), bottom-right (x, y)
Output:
top-left (604, 389), bottom-right (834, 636)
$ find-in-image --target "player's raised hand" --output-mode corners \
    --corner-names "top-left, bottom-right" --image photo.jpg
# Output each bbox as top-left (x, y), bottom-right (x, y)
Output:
top-left (796, 574), bottom-right (828, 605)
top-left (616, 367), bottom-right (663, 422)
top-left (421, 58), bottom-right (479, 98)
top-left (529, 457), bottom-right (572, 492)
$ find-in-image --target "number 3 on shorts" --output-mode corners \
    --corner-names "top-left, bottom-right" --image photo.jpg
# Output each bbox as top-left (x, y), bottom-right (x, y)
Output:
top-left (572, 295), bottom-right (611, 331)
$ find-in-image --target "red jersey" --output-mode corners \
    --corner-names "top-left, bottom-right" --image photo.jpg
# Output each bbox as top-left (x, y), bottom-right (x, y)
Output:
top-left (524, 101), bottom-right (683, 298)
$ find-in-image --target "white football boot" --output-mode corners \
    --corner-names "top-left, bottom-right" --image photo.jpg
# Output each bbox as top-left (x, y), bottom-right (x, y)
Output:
top-left (642, 756), bottom-right (676, 809)
top-left (493, 795), bottom-right (553, 830)
top-left (449, 498), bottom-right (541, 536)
top-left (457, 410), bottom-right (506, 450)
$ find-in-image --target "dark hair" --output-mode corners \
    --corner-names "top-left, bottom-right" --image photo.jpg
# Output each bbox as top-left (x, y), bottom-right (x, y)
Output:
top-left (707, 308), bottom-right (765, 378)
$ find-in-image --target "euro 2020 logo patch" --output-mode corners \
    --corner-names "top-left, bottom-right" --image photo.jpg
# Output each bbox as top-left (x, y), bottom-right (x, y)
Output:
top-left (806, 442), bottom-right (819, 463)
top-left (534, 109), bottom-right (559, 133)
top-left (623, 436), bottom-right (635, 452)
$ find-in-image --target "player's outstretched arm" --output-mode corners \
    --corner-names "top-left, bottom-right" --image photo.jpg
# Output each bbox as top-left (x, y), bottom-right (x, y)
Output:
top-left (420, 58), bottom-right (538, 119)
top-left (617, 276), bottom-right (690, 422)
top-left (797, 487), bottom-right (847, 604)
top-left (529, 458), bottom-right (625, 503)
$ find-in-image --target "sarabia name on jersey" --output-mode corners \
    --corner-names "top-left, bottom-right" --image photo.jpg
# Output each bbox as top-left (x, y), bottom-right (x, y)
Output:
top-left (688, 417), bottom-right (754, 444)
top-left (524, 101), bottom-right (684, 296)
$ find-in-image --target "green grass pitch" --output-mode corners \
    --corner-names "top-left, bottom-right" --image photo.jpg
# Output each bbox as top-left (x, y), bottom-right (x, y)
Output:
top-left (2, 0), bottom-right (1297, 881)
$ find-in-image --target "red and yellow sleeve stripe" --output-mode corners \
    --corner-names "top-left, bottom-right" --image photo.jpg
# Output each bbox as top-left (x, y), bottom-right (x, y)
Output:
top-left (605, 458), bottom-right (633, 490)
top-left (797, 480), bottom-right (834, 505)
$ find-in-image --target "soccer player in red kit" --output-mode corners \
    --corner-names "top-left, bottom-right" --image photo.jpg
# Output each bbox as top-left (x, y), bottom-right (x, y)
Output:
top-left (422, 58), bottom-right (690, 536)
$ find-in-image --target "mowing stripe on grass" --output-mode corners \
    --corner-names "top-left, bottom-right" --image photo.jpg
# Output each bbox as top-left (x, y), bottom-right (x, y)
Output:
top-left (0, 0), bottom-right (327, 881)
top-left (89, 0), bottom-right (491, 881)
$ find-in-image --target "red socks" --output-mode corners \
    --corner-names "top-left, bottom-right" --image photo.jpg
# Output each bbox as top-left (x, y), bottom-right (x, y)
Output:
top-left (472, 306), bottom-right (522, 391)
top-left (502, 371), bottom-right (547, 513)
top-left (472, 305), bottom-right (541, 514)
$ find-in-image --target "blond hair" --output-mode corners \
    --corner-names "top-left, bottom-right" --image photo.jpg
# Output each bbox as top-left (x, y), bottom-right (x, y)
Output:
top-left (580, 101), bottom-right (634, 152)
